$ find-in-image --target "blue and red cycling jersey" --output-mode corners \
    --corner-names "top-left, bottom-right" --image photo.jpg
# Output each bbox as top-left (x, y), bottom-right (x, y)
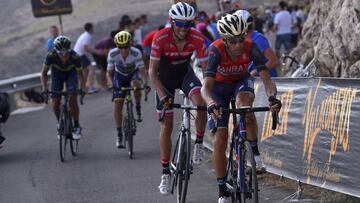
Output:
top-left (204, 38), bottom-right (267, 83)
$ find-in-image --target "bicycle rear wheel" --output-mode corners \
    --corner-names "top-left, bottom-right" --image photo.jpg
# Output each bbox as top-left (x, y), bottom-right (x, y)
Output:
top-left (70, 138), bottom-right (79, 156)
top-left (241, 141), bottom-right (258, 203)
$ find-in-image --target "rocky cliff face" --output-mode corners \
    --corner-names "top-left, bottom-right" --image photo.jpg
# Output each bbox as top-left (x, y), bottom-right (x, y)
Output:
top-left (284, 0), bottom-right (360, 78)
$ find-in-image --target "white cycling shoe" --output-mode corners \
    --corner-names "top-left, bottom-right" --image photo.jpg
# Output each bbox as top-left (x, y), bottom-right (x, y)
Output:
top-left (158, 174), bottom-right (171, 195)
top-left (255, 155), bottom-right (266, 173)
top-left (218, 196), bottom-right (230, 203)
top-left (192, 143), bottom-right (204, 164)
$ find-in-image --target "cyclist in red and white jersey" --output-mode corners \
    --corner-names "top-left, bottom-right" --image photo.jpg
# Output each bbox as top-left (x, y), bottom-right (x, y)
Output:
top-left (149, 2), bottom-right (208, 195)
top-left (201, 14), bottom-right (282, 203)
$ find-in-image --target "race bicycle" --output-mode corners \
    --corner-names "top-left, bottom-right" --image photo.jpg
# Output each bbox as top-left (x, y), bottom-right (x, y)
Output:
top-left (159, 93), bottom-right (207, 203)
top-left (213, 99), bottom-right (278, 203)
top-left (45, 90), bottom-right (84, 162)
top-left (115, 86), bottom-right (149, 159)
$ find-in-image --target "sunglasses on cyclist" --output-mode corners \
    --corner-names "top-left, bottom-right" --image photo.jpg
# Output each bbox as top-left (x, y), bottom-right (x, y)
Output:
top-left (173, 20), bottom-right (193, 28)
top-left (56, 50), bottom-right (70, 56)
top-left (118, 45), bottom-right (130, 50)
top-left (226, 35), bottom-right (246, 45)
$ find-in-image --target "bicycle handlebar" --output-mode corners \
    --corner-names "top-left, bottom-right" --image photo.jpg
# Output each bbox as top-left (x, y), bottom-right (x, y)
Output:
top-left (158, 103), bottom-right (207, 122)
top-left (282, 55), bottom-right (299, 67)
top-left (116, 86), bottom-right (150, 102)
top-left (43, 90), bottom-right (85, 105)
top-left (211, 106), bottom-right (278, 133)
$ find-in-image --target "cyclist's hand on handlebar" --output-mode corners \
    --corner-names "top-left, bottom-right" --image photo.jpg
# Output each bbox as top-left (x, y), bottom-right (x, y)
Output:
top-left (41, 89), bottom-right (49, 104)
top-left (79, 89), bottom-right (86, 97)
top-left (207, 102), bottom-right (222, 119)
top-left (268, 96), bottom-right (282, 112)
top-left (161, 96), bottom-right (173, 108)
top-left (143, 84), bottom-right (151, 94)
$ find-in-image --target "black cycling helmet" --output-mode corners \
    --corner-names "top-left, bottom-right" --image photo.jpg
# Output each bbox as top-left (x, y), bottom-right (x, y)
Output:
top-left (54, 35), bottom-right (71, 52)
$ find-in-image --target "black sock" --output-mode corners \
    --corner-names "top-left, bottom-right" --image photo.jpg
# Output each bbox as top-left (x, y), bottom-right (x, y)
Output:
top-left (195, 138), bottom-right (203, 144)
top-left (136, 104), bottom-right (141, 114)
top-left (162, 167), bottom-right (170, 174)
top-left (250, 139), bottom-right (260, 156)
top-left (74, 120), bottom-right (80, 128)
top-left (217, 176), bottom-right (229, 197)
top-left (117, 127), bottom-right (122, 136)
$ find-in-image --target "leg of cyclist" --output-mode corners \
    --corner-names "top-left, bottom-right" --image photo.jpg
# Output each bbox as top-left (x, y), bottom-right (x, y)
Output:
top-left (234, 77), bottom-right (265, 171)
top-left (68, 70), bottom-right (82, 139)
top-left (50, 71), bottom-right (64, 137)
top-left (113, 73), bottom-right (130, 148)
top-left (114, 98), bottom-right (125, 148)
top-left (182, 69), bottom-right (207, 164)
top-left (132, 74), bottom-right (142, 122)
top-left (156, 92), bottom-right (174, 195)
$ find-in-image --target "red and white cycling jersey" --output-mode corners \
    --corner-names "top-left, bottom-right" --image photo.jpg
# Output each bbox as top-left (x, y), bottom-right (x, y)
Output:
top-left (150, 27), bottom-right (208, 68)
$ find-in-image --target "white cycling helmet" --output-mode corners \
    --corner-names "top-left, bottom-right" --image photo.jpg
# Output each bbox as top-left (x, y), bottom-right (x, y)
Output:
top-left (217, 14), bottom-right (248, 37)
top-left (234, 10), bottom-right (253, 25)
top-left (169, 2), bottom-right (195, 21)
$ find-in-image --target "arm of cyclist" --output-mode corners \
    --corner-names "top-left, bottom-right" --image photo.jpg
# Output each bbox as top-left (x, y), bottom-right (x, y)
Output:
top-left (149, 59), bottom-right (170, 104)
top-left (41, 64), bottom-right (49, 92)
top-left (250, 44), bottom-right (281, 112)
top-left (201, 45), bottom-right (222, 119)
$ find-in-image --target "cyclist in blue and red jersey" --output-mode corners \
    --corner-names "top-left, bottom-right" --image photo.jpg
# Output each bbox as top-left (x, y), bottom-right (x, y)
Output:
top-left (235, 9), bottom-right (280, 77)
top-left (201, 14), bottom-right (282, 203)
top-left (149, 2), bottom-right (208, 195)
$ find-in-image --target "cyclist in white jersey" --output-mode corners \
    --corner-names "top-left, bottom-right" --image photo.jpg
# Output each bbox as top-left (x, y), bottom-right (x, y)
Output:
top-left (107, 31), bottom-right (150, 148)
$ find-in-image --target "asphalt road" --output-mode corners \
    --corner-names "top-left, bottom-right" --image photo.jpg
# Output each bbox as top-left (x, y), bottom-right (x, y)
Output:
top-left (0, 91), bottom-right (293, 203)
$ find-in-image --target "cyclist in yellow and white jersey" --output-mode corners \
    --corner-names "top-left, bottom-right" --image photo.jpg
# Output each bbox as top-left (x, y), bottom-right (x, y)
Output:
top-left (107, 31), bottom-right (150, 148)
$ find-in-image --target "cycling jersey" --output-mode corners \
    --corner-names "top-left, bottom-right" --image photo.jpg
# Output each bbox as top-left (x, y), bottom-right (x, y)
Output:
top-left (150, 27), bottom-right (207, 118)
top-left (142, 30), bottom-right (157, 56)
top-left (247, 31), bottom-right (278, 77)
top-left (150, 27), bottom-right (208, 79)
top-left (107, 47), bottom-right (144, 75)
top-left (204, 38), bottom-right (267, 83)
top-left (43, 50), bottom-right (81, 98)
top-left (44, 50), bottom-right (82, 72)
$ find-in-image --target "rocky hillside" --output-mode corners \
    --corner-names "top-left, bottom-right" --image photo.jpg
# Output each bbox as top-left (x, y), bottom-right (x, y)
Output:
top-left (284, 0), bottom-right (360, 78)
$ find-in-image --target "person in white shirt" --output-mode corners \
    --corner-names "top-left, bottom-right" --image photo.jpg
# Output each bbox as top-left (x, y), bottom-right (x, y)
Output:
top-left (74, 23), bottom-right (102, 94)
top-left (273, 1), bottom-right (292, 57)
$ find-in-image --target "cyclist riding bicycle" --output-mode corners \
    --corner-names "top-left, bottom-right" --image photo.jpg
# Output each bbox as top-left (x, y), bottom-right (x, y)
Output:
top-left (41, 35), bottom-right (86, 140)
top-left (200, 14), bottom-right (282, 203)
top-left (149, 2), bottom-right (208, 195)
top-left (234, 9), bottom-right (280, 77)
top-left (107, 31), bottom-right (149, 148)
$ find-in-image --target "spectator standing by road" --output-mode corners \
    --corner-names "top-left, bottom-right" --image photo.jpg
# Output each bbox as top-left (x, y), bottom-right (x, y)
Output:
top-left (74, 22), bottom-right (102, 94)
top-left (273, 1), bottom-right (292, 58)
top-left (45, 25), bottom-right (59, 52)
top-left (92, 30), bottom-right (117, 91)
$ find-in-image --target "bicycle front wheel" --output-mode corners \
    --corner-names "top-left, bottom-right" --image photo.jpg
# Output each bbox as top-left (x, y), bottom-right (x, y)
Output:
top-left (59, 108), bottom-right (67, 162)
top-left (178, 130), bottom-right (191, 203)
top-left (241, 141), bottom-right (258, 203)
top-left (126, 102), bottom-right (133, 159)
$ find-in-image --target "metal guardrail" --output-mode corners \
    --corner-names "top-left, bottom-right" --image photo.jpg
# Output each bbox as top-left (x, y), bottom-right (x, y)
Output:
top-left (0, 73), bottom-right (43, 111)
top-left (0, 73), bottom-right (42, 94)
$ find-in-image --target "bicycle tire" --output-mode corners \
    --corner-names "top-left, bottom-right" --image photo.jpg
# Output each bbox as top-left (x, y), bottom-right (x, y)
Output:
top-left (241, 141), bottom-right (258, 203)
top-left (68, 114), bottom-right (78, 156)
top-left (170, 132), bottom-right (181, 194)
top-left (127, 102), bottom-right (133, 159)
top-left (70, 139), bottom-right (79, 156)
top-left (227, 145), bottom-right (240, 203)
top-left (179, 130), bottom-right (191, 203)
top-left (59, 106), bottom-right (67, 162)
top-left (176, 132), bottom-right (185, 203)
